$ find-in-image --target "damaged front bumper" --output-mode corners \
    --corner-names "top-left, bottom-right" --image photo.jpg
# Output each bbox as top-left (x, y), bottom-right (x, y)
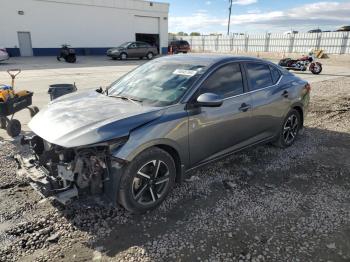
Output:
top-left (15, 135), bottom-right (127, 205)
top-left (15, 153), bottom-right (79, 204)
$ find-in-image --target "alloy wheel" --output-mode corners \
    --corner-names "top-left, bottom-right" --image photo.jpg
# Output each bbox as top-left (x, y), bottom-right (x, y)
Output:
top-left (313, 64), bottom-right (321, 73)
top-left (131, 160), bottom-right (170, 205)
top-left (283, 114), bottom-right (299, 144)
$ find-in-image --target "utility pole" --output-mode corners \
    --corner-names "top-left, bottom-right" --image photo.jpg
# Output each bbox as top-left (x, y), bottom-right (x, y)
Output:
top-left (227, 0), bottom-right (233, 35)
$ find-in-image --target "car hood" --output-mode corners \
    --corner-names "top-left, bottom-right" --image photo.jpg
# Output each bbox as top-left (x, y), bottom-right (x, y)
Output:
top-left (29, 91), bottom-right (163, 148)
top-left (109, 47), bottom-right (124, 52)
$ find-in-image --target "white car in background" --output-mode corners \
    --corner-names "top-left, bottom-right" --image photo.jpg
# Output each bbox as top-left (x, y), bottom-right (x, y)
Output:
top-left (0, 48), bottom-right (9, 62)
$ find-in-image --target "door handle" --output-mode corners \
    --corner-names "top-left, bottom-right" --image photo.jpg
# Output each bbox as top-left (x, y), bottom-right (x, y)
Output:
top-left (239, 103), bottom-right (251, 112)
top-left (282, 90), bottom-right (289, 98)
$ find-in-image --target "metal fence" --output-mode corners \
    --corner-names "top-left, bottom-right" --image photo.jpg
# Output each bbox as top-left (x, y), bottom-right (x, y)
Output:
top-left (170, 32), bottom-right (350, 54)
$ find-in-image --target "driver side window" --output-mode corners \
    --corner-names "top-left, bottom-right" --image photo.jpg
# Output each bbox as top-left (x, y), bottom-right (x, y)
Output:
top-left (200, 63), bottom-right (244, 98)
top-left (129, 43), bottom-right (137, 49)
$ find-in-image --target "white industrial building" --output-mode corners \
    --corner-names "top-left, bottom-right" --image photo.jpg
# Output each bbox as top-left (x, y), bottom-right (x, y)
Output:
top-left (1, 0), bottom-right (169, 56)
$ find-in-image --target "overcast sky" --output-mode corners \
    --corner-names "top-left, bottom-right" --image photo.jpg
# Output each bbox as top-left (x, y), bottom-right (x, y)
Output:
top-left (156, 0), bottom-right (350, 34)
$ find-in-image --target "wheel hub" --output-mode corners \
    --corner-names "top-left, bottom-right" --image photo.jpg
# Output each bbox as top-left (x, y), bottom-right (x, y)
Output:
top-left (131, 160), bottom-right (170, 205)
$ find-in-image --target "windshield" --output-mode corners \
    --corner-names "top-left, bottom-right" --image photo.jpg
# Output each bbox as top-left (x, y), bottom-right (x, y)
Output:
top-left (118, 42), bottom-right (132, 48)
top-left (108, 60), bottom-right (207, 107)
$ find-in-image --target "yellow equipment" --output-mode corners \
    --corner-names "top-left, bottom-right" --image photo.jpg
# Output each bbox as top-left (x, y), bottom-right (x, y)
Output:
top-left (0, 69), bottom-right (39, 137)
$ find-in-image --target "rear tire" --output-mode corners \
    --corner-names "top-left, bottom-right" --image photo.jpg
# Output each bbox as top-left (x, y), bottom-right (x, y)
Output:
top-left (146, 52), bottom-right (154, 60)
top-left (118, 147), bottom-right (176, 214)
top-left (6, 119), bottom-right (21, 137)
top-left (273, 109), bottom-right (301, 148)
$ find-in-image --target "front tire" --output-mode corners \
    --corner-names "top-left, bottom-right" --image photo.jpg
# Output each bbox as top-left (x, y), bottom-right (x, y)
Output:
top-left (120, 53), bottom-right (128, 60)
top-left (310, 62), bottom-right (322, 74)
top-left (65, 54), bottom-right (76, 63)
top-left (118, 147), bottom-right (176, 214)
top-left (273, 109), bottom-right (301, 148)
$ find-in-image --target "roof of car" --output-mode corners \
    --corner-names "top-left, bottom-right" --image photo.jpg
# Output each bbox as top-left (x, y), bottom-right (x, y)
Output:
top-left (157, 54), bottom-right (268, 66)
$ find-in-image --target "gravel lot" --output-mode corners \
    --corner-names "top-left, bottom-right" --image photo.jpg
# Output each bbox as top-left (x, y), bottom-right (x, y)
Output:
top-left (0, 57), bottom-right (350, 261)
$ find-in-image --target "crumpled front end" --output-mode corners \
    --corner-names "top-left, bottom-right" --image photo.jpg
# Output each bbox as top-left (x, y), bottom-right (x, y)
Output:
top-left (15, 135), bottom-right (127, 205)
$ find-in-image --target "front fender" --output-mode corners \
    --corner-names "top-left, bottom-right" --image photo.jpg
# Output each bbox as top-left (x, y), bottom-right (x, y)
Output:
top-left (111, 105), bottom-right (190, 169)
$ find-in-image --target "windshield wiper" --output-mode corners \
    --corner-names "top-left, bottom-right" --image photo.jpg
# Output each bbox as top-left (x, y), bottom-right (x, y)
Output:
top-left (109, 95), bottom-right (143, 106)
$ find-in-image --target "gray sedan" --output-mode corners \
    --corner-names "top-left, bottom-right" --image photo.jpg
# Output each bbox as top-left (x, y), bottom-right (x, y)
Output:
top-left (107, 41), bottom-right (158, 60)
top-left (17, 55), bottom-right (310, 213)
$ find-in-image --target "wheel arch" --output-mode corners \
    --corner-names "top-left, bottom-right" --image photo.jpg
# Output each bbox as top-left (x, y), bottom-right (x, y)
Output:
top-left (291, 104), bottom-right (304, 128)
top-left (112, 139), bottom-right (186, 183)
top-left (155, 144), bottom-right (183, 183)
top-left (120, 52), bottom-right (128, 59)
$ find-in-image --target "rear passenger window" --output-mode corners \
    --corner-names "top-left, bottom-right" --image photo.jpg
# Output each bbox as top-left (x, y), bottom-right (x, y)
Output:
top-left (200, 63), bottom-right (244, 98)
top-left (138, 43), bottom-right (149, 48)
top-left (270, 66), bottom-right (281, 84)
top-left (246, 63), bottom-right (273, 91)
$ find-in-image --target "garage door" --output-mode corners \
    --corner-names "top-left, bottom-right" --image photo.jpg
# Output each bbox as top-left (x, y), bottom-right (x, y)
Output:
top-left (134, 16), bottom-right (159, 34)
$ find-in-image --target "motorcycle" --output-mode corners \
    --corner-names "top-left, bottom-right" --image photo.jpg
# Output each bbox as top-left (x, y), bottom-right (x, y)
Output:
top-left (278, 52), bottom-right (322, 75)
top-left (57, 44), bottom-right (76, 63)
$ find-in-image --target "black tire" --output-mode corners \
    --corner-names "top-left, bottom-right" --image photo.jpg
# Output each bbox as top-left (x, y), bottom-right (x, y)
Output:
top-left (310, 63), bottom-right (322, 74)
top-left (139, 57), bottom-right (143, 60)
top-left (0, 117), bottom-right (7, 129)
top-left (120, 53), bottom-right (128, 60)
top-left (6, 119), bottom-right (21, 137)
top-left (65, 55), bottom-right (76, 63)
top-left (112, 57), bottom-right (117, 60)
top-left (28, 106), bottom-right (39, 118)
top-left (183, 51), bottom-right (188, 54)
top-left (273, 109), bottom-right (301, 148)
top-left (118, 147), bottom-right (176, 214)
top-left (146, 52), bottom-right (154, 60)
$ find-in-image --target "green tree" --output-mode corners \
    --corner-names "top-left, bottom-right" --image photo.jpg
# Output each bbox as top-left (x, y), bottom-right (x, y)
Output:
top-left (190, 32), bottom-right (201, 36)
top-left (177, 32), bottom-right (188, 36)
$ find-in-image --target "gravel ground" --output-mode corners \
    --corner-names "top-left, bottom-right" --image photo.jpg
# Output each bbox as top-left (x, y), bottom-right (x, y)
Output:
top-left (0, 77), bottom-right (349, 262)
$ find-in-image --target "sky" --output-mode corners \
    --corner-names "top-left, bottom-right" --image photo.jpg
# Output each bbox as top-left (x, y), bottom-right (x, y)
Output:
top-left (155, 0), bottom-right (350, 34)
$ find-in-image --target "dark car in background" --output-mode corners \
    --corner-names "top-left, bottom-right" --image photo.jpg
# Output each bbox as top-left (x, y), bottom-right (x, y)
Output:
top-left (0, 48), bottom-right (9, 62)
top-left (308, 29), bottom-right (322, 33)
top-left (17, 55), bottom-right (310, 214)
top-left (337, 26), bottom-right (350, 32)
top-left (107, 41), bottom-right (158, 60)
top-left (168, 40), bottom-right (191, 54)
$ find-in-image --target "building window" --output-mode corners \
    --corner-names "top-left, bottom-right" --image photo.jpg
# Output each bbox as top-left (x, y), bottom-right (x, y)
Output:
top-left (18, 10), bottom-right (24, 15)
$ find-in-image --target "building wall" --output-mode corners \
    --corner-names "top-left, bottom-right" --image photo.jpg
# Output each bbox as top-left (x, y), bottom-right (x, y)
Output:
top-left (0, 0), bottom-right (169, 56)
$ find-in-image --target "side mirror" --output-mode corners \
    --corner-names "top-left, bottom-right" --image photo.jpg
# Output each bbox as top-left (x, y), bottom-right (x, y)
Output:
top-left (196, 93), bottom-right (223, 107)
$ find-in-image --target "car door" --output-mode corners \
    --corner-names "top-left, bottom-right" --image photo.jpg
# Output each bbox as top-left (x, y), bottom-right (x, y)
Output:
top-left (187, 62), bottom-right (255, 166)
top-left (136, 42), bottom-right (148, 57)
top-left (127, 43), bottom-right (138, 58)
top-left (244, 62), bottom-right (290, 140)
